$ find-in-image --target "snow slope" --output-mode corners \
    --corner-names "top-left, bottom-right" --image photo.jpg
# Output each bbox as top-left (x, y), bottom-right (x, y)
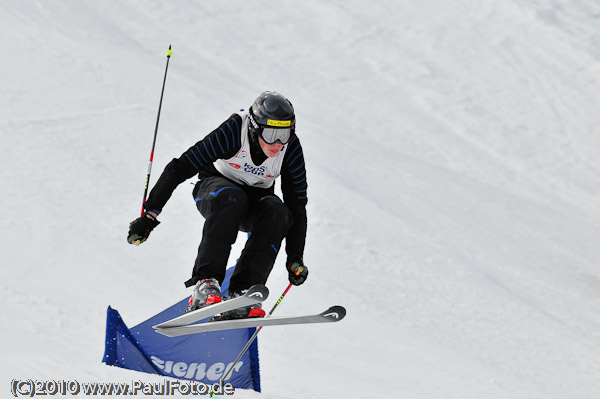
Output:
top-left (2, 0), bottom-right (600, 398)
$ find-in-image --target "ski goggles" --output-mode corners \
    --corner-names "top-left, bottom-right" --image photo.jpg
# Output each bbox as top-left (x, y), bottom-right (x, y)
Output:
top-left (258, 126), bottom-right (292, 145)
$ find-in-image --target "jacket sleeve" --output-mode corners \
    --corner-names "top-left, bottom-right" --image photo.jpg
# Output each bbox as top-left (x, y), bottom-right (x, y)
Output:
top-left (143, 114), bottom-right (243, 214)
top-left (280, 135), bottom-right (308, 263)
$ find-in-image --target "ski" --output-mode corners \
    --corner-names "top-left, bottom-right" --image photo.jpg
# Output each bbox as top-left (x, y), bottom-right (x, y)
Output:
top-left (153, 284), bottom-right (269, 329)
top-left (154, 305), bottom-right (346, 337)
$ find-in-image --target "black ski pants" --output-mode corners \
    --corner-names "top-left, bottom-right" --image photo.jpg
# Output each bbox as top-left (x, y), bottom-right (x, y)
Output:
top-left (185, 176), bottom-right (293, 295)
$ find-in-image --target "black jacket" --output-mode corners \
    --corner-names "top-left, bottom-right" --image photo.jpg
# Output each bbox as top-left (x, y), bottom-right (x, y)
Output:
top-left (144, 113), bottom-right (308, 263)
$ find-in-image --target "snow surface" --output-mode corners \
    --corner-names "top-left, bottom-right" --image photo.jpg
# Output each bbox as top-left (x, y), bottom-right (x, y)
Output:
top-left (2, 0), bottom-right (600, 398)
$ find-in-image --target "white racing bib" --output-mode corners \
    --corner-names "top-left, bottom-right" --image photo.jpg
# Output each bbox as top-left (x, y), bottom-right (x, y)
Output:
top-left (214, 112), bottom-right (288, 188)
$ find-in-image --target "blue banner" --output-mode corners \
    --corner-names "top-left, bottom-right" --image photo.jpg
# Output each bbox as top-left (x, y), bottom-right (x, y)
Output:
top-left (103, 267), bottom-right (261, 392)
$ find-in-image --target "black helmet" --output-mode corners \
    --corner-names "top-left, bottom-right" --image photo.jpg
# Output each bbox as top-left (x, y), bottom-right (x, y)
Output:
top-left (250, 91), bottom-right (295, 127)
top-left (248, 91), bottom-right (295, 144)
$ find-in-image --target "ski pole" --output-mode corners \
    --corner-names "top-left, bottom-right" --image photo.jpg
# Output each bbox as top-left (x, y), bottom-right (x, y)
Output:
top-left (140, 45), bottom-right (173, 215)
top-left (215, 283), bottom-right (294, 393)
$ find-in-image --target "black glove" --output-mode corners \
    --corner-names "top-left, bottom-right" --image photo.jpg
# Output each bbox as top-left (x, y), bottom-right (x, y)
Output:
top-left (287, 261), bottom-right (308, 286)
top-left (128, 212), bottom-right (160, 245)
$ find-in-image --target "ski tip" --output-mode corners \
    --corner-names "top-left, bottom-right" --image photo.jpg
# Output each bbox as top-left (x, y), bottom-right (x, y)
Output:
top-left (245, 284), bottom-right (269, 301)
top-left (154, 327), bottom-right (177, 337)
top-left (153, 320), bottom-right (173, 330)
top-left (322, 305), bottom-right (346, 322)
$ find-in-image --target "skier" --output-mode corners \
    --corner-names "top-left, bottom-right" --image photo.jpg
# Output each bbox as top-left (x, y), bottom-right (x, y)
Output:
top-left (127, 91), bottom-right (309, 319)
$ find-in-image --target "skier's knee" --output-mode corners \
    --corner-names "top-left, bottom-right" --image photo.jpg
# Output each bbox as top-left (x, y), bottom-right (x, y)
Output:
top-left (268, 202), bottom-right (293, 231)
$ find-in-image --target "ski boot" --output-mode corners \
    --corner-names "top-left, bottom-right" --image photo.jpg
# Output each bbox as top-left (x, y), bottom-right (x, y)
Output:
top-left (218, 289), bottom-right (266, 320)
top-left (185, 278), bottom-right (222, 314)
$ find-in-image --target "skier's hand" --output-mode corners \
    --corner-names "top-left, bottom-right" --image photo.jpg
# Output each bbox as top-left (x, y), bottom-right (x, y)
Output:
top-left (287, 261), bottom-right (308, 286)
top-left (127, 212), bottom-right (160, 245)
